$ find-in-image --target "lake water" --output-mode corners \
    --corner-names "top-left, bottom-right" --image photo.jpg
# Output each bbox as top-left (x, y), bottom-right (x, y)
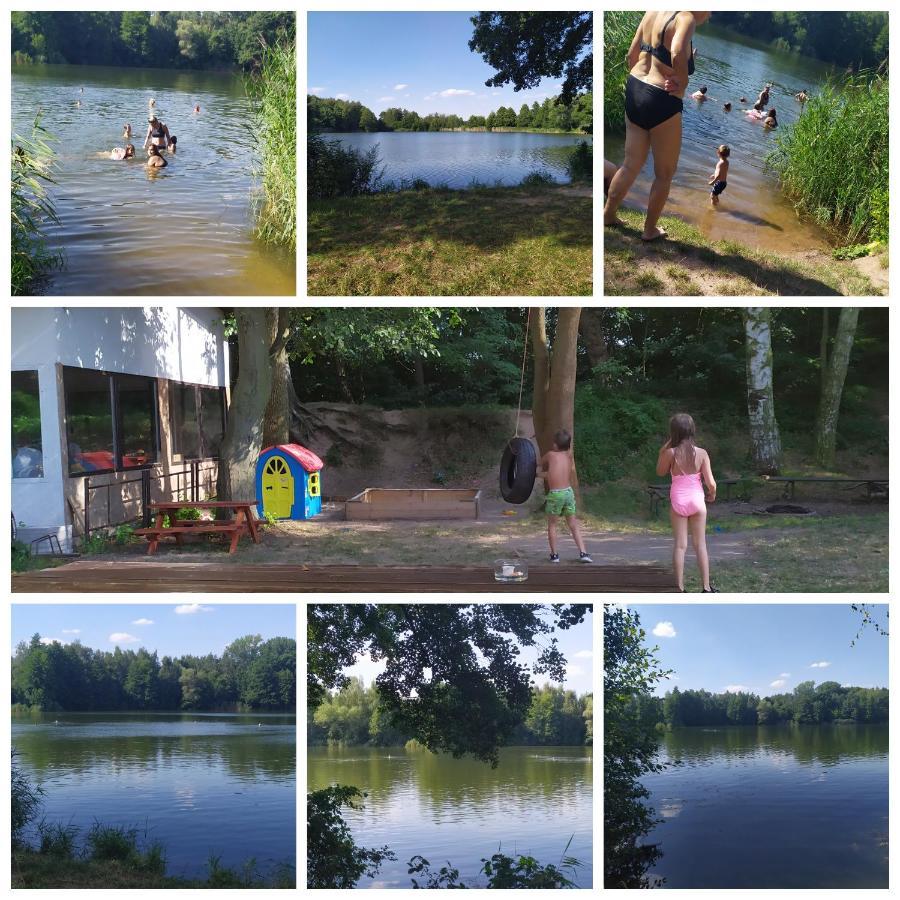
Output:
top-left (640, 725), bottom-right (888, 888)
top-left (308, 744), bottom-right (593, 888)
top-left (13, 711), bottom-right (296, 879)
top-left (11, 64), bottom-right (295, 295)
top-left (323, 131), bottom-right (593, 189)
top-left (605, 24), bottom-right (835, 250)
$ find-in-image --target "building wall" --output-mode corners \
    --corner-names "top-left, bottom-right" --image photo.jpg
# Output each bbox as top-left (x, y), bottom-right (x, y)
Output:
top-left (12, 308), bottom-right (228, 551)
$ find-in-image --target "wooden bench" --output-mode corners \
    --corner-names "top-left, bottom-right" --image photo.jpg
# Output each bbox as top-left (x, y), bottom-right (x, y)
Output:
top-left (135, 500), bottom-right (262, 555)
top-left (647, 478), bottom-right (741, 518)
top-left (762, 475), bottom-right (888, 501)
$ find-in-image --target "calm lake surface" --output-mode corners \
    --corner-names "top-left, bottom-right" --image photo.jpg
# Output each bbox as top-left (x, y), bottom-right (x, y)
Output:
top-left (308, 744), bottom-right (592, 888)
top-left (640, 725), bottom-right (888, 888)
top-left (13, 712), bottom-right (296, 878)
top-left (605, 25), bottom-right (835, 250)
top-left (11, 64), bottom-right (295, 295)
top-left (324, 131), bottom-right (593, 189)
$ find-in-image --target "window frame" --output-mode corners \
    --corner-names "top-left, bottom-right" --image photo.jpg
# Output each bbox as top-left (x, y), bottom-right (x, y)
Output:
top-left (169, 381), bottom-right (226, 461)
top-left (11, 368), bottom-right (44, 480)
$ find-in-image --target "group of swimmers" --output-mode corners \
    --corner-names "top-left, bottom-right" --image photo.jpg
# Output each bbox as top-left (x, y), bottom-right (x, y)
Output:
top-left (109, 97), bottom-right (201, 167)
top-left (692, 81), bottom-right (780, 129)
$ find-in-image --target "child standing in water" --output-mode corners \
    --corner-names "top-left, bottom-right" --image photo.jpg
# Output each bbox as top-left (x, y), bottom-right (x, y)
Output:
top-left (708, 144), bottom-right (730, 204)
top-left (656, 413), bottom-right (717, 592)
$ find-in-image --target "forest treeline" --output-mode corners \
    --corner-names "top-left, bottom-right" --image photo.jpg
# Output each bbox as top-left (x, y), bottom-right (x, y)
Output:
top-left (713, 12), bottom-right (888, 71)
top-left (11, 634), bottom-right (296, 712)
top-left (635, 682), bottom-right (889, 728)
top-left (11, 11), bottom-right (295, 70)
top-left (308, 92), bottom-right (592, 134)
top-left (308, 679), bottom-right (593, 747)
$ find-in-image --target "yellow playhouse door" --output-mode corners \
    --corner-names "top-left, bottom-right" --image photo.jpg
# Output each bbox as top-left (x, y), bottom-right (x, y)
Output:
top-left (262, 457), bottom-right (294, 518)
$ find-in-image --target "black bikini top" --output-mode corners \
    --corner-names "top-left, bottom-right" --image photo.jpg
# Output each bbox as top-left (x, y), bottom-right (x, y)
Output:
top-left (640, 11), bottom-right (695, 75)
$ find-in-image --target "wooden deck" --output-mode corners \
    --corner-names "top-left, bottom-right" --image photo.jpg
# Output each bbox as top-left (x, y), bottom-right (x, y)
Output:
top-left (12, 560), bottom-right (678, 593)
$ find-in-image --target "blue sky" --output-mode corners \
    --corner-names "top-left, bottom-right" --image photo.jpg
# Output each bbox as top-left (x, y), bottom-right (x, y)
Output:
top-left (625, 604), bottom-right (888, 696)
top-left (11, 604), bottom-right (296, 658)
top-left (344, 607), bottom-right (593, 695)
top-left (308, 12), bottom-right (572, 117)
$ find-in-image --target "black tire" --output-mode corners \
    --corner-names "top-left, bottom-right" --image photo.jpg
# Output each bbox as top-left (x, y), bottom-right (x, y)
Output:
top-left (499, 437), bottom-right (537, 504)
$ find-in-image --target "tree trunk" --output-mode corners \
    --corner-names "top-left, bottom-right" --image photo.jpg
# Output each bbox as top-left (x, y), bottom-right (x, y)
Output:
top-left (819, 307), bottom-right (829, 398)
top-left (579, 307), bottom-right (609, 371)
top-left (530, 307), bottom-right (582, 492)
top-left (743, 307), bottom-right (782, 475)
top-left (217, 308), bottom-right (280, 502)
top-left (413, 356), bottom-right (426, 404)
top-left (815, 307), bottom-right (859, 469)
top-left (262, 338), bottom-right (290, 448)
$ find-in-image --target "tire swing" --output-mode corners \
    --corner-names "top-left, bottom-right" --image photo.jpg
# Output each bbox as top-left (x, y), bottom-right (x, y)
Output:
top-left (499, 310), bottom-right (537, 504)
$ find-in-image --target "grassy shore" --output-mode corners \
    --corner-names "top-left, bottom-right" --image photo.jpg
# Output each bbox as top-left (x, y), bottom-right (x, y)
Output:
top-left (308, 182), bottom-right (592, 295)
top-left (605, 209), bottom-right (886, 296)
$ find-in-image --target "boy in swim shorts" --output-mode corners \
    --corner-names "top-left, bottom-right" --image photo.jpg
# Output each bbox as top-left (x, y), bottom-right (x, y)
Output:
top-left (537, 429), bottom-right (592, 564)
top-left (708, 144), bottom-right (729, 204)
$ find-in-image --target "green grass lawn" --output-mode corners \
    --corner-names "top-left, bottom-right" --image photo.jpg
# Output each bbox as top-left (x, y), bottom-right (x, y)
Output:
top-left (308, 183), bottom-right (592, 295)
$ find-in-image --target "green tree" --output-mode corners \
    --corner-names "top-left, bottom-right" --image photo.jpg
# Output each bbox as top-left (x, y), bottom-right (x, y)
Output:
top-left (469, 13), bottom-right (592, 103)
top-left (119, 11), bottom-right (151, 63)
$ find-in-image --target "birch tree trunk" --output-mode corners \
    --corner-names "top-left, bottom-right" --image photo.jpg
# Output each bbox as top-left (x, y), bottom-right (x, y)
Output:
top-left (743, 307), bottom-right (782, 474)
top-left (815, 307), bottom-right (859, 469)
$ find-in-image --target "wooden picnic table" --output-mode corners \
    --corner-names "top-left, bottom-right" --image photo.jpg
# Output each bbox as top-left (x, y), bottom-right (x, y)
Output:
top-left (762, 475), bottom-right (888, 501)
top-left (12, 561), bottom-right (680, 593)
top-left (135, 500), bottom-right (262, 555)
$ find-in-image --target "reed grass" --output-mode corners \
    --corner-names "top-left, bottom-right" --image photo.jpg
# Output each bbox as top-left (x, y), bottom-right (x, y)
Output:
top-left (604, 12), bottom-right (642, 132)
top-left (248, 40), bottom-right (296, 250)
top-left (767, 70), bottom-right (888, 243)
top-left (11, 116), bottom-right (63, 295)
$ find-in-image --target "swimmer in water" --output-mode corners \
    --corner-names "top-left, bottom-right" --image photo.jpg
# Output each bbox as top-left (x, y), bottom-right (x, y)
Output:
top-left (123, 123), bottom-right (132, 138)
top-left (110, 144), bottom-right (136, 160)
top-left (149, 98), bottom-right (156, 108)
top-left (763, 108), bottom-right (778, 129)
top-left (193, 104), bottom-right (200, 113)
top-left (147, 144), bottom-right (167, 168)
top-left (708, 144), bottom-right (729, 205)
top-left (144, 115), bottom-right (170, 150)
top-left (167, 135), bottom-right (177, 152)
top-left (691, 85), bottom-right (710, 101)
top-left (723, 102), bottom-right (732, 112)
top-left (795, 90), bottom-right (809, 103)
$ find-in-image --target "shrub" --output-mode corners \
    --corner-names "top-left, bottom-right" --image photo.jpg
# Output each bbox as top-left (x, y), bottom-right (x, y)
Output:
top-left (85, 823), bottom-right (139, 862)
top-left (12, 750), bottom-right (42, 846)
top-left (38, 821), bottom-right (78, 858)
top-left (308, 135), bottom-right (384, 199)
top-left (604, 12), bottom-right (643, 131)
top-left (520, 170), bottom-right (556, 187)
top-left (568, 140), bottom-right (593, 180)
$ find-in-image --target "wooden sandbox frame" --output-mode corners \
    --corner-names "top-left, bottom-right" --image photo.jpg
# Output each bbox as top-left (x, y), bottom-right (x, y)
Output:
top-left (345, 488), bottom-right (482, 520)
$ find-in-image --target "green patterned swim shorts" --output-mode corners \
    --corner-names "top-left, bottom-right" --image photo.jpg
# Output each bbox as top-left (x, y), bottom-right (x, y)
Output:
top-left (544, 487), bottom-right (576, 517)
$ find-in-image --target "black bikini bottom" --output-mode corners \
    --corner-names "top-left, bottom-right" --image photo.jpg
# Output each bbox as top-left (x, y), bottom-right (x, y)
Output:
top-left (625, 75), bottom-right (684, 131)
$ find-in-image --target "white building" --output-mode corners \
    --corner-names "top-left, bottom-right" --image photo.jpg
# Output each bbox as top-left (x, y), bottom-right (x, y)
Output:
top-left (12, 307), bottom-right (229, 552)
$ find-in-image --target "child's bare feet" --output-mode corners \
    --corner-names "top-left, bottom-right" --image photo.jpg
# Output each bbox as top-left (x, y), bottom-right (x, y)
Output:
top-left (604, 214), bottom-right (625, 227)
top-left (641, 226), bottom-right (667, 242)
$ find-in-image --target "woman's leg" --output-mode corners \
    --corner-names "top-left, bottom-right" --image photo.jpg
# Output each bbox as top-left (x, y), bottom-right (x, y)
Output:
top-left (643, 113), bottom-right (683, 239)
top-left (670, 509), bottom-right (689, 590)
top-left (688, 509), bottom-right (711, 590)
top-left (604, 118), bottom-right (650, 225)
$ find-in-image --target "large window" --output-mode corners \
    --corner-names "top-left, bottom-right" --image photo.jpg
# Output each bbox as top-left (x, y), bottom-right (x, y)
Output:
top-left (12, 370), bottom-right (43, 479)
top-left (171, 383), bottom-right (225, 459)
top-left (63, 367), bottom-right (157, 476)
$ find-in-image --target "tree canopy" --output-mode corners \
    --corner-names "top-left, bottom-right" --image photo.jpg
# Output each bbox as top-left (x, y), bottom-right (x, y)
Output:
top-left (469, 12), bottom-right (593, 103)
top-left (12, 633), bottom-right (295, 712)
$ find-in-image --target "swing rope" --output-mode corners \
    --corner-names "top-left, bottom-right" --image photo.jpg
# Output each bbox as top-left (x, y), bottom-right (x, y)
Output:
top-left (513, 308), bottom-right (532, 440)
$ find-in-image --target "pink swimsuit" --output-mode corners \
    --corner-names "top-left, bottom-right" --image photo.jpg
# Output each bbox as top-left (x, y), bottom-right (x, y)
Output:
top-left (669, 448), bottom-right (706, 517)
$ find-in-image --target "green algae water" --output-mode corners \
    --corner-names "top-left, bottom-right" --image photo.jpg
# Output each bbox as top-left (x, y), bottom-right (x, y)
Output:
top-left (11, 64), bottom-right (295, 295)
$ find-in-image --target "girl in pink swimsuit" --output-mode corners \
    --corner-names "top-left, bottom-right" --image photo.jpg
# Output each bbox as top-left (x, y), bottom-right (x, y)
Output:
top-left (656, 413), bottom-right (718, 592)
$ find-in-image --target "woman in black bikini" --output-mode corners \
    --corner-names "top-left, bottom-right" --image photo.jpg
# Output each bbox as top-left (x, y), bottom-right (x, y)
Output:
top-left (604, 11), bottom-right (710, 242)
top-left (143, 115), bottom-right (170, 151)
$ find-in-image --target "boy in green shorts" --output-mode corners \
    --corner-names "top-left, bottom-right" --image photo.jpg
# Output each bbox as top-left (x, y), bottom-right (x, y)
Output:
top-left (538, 429), bottom-right (592, 563)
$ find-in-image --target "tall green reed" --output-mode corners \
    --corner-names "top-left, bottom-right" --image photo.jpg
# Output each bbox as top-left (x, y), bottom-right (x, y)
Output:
top-left (604, 12), bottom-right (643, 132)
top-left (247, 40), bottom-right (296, 250)
top-left (767, 70), bottom-right (888, 243)
top-left (11, 116), bottom-right (63, 295)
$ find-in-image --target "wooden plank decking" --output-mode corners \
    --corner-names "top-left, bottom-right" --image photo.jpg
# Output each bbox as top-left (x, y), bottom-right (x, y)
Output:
top-left (12, 560), bottom-right (678, 593)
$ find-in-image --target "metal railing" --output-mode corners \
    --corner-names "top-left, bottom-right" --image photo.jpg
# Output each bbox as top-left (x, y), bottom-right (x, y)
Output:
top-left (83, 460), bottom-right (218, 535)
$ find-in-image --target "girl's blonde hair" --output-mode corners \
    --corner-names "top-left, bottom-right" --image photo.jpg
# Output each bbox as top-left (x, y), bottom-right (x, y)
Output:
top-left (669, 413), bottom-right (697, 472)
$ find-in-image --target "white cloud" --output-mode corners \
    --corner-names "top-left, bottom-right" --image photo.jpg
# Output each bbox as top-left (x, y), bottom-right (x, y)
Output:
top-left (724, 684), bottom-right (749, 693)
top-left (393, 83), bottom-right (408, 90)
top-left (573, 649), bottom-right (593, 659)
top-left (174, 604), bottom-right (213, 615)
top-left (39, 637), bottom-right (68, 646)
top-left (779, 672), bottom-right (791, 678)
top-left (309, 86), bottom-right (325, 95)
top-left (378, 96), bottom-right (396, 103)
top-left (769, 679), bottom-right (787, 689)
top-left (652, 621), bottom-right (677, 638)
top-left (131, 618), bottom-right (154, 626)
top-left (61, 628), bottom-right (80, 635)
top-left (439, 88), bottom-right (475, 97)
top-left (810, 661), bottom-right (831, 669)
top-left (565, 663), bottom-right (584, 679)
top-left (423, 92), bottom-right (437, 101)
top-left (491, 91), bottom-right (501, 96)
top-left (334, 93), bottom-right (351, 101)
top-left (665, 673), bottom-right (678, 680)
top-left (109, 632), bottom-right (139, 644)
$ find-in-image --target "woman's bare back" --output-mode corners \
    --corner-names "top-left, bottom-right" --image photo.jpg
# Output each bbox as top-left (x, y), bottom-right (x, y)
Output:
top-left (630, 11), bottom-right (693, 95)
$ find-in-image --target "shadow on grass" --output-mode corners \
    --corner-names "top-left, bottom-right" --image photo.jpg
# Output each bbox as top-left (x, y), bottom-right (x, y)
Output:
top-left (309, 185), bottom-right (592, 255)
top-left (605, 220), bottom-right (841, 296)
